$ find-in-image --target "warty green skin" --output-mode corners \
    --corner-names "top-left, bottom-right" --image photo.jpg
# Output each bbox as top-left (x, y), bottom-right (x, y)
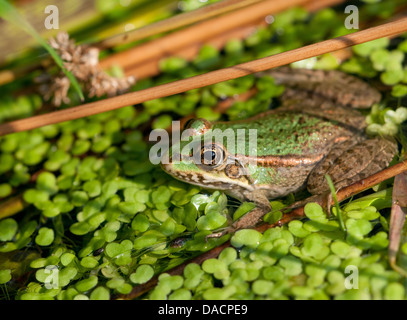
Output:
top-left (161, 68), bottom-right (398, 233)
top-left (161, 108), bottom-right (359, 202)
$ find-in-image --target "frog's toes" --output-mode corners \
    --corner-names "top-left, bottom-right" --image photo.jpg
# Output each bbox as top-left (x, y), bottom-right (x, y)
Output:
top-left (205, 226), bottom-right (235, 241)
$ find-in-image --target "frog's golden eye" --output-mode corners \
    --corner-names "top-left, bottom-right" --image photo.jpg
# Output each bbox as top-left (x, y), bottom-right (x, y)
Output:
top-left (196, 143), bottom-right (225, 170)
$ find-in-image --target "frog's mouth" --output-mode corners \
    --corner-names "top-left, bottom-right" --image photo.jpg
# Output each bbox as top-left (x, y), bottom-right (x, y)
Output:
top-left (161, 156), bottom-right (254, 193)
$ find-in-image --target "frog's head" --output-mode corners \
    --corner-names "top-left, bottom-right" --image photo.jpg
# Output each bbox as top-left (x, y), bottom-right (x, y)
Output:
top-left (161, 119), bottom-right (253, 194)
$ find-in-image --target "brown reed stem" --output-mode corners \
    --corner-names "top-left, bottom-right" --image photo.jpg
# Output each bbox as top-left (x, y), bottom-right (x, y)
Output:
top-left (99, 0), bottom-right (316, 71)
top-left (1, 17), bottom-right (407, 136)
top-left (0, 195), bottom-right (27, 220)
top-left (121, 0), bottom-right (346, 80)
top-left (95, 0), bottom-right (264, 50)
top-left (123, 21), bottom-right (264, 80)
top-left (0, 0), bottom-right (345, 88)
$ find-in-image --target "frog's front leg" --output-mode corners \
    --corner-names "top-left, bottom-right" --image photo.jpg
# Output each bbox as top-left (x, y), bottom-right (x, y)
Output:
top-left (206, 189), bottom-right (271, 239)
top-left (307, 137), bottom-right (398, 199)
top-left (231, 189), bottom-right (272, 229)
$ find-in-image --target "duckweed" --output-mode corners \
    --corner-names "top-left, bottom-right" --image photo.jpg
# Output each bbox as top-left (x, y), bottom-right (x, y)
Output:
top-left (0, 269), bottom-right (11, 284)
top-left (230, 229), bottom-right (262, 249)
top-left (34, 227), bottom-right (54, 246)
top-left (0, 218), bottom-right (18, 242)
top-left (90, 286), bottom-right (110, 300)
top-left (75, 276), bottom-right (98, 293)
top-left (137, 192), bottom-right (404, 300)
top-left (130, 265), bottom-right (154, 284)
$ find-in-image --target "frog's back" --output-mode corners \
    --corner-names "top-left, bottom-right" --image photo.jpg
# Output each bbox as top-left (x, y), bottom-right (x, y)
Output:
top-left (213, 110), bottom-right (354, 158)
top-left (210, 111), bottom-right (357, 199)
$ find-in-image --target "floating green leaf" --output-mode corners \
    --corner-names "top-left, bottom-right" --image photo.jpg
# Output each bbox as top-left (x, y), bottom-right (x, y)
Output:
top-left (231, 229), bottom-right (262, 249)
top-left (75, 275), bottom-right (98, 293)
top-left (90, 287), bottom-right (110, 300)
top-left (35, 227), bottom-right (54, 246)
top-left (130, 265), bottom-right (154, 284)
top-left (0, 269), bottom-right (12, 284)
top-left (0, 218), bottom-right (18, 241)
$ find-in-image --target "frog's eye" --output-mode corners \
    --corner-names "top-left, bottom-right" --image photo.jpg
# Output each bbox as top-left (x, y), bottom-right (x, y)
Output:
top-left (196, 143), bottom-right (225, 169)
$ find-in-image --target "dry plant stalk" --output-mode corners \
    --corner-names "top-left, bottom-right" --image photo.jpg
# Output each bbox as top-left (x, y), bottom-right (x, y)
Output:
top-left (124, 21), bottom-right (265, 80)
top-left (99, 0), bottom-right (317, 71)
top-left (0, 0), bottom-right (346, 87)
top-left (0, 0), bottom-right (257, 87)
top-left (121, 0), bottom-right (346, 80)
top-left (0, 196), bottom-right (27, 220)
top-left (36, 32), bottom-right (135, 107)
top-left (1, 17), bottom-right (407, 136)
top-left (96, 0), bottom-right (265, 49)
top-left (0, 0), bottom-right (269, 87)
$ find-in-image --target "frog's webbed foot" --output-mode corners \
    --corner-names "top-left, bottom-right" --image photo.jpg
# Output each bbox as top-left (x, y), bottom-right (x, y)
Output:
top-left (204, 206), bottom-right (270, 241)
top-left (205, 207), bottom-right (271, 240)
top-left (205, 226), bottom-right (235, 240)
top-left (307, 137), bottom-right (398, 206)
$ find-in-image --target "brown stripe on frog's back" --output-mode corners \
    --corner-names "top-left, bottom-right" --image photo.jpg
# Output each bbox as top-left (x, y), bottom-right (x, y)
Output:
top-left (236, 153), bottom-right (325, 168)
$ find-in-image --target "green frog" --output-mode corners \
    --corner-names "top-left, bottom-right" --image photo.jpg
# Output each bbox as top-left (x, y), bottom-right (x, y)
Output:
top-left (161, 67), bottom-right (398, 236)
